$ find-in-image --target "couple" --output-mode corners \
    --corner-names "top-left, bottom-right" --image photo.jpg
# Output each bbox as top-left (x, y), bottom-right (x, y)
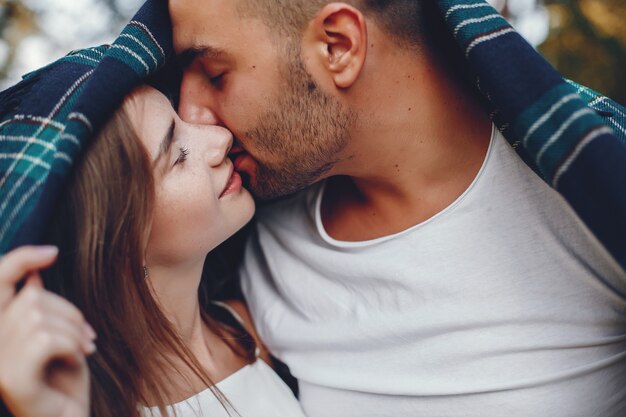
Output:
top-left (1, 0), bottom-right (626, 416)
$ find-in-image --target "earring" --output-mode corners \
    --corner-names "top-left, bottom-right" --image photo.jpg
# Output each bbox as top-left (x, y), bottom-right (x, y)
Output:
top-left (143, 266), bottom-right (149, 279)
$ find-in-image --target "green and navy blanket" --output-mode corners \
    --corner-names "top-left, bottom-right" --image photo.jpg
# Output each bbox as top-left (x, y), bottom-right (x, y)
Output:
top-left (0, 0), bottom-right (625, 274)
top-left (437, 0), bottom-right (626, 273)
top-left (0, 0), bottom-right (172, 255)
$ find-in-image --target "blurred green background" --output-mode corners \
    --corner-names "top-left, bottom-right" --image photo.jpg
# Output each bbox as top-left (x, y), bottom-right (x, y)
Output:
top-left (539, 0), bottom-right (626, 104)
top-left (1, 0), bottom-right (625, 104)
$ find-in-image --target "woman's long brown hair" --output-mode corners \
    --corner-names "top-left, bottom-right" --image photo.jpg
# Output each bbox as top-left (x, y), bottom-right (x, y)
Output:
top-left (43, 106), bottom-right (256, 417)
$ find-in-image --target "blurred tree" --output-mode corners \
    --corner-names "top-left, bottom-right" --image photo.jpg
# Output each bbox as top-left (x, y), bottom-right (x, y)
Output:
top-left (539, 0), bottom-right (626, 104)
top-left (0, 0), bottom-right (142, 88)
top-left (0, 0), bottom-right (37, 80)
top-left (1, 0), bottom-right (624, 106)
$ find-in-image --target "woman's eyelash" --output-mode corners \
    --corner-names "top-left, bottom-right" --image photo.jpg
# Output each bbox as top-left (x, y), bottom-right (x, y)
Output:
top-left (174, 146), bottom-right (189, 166)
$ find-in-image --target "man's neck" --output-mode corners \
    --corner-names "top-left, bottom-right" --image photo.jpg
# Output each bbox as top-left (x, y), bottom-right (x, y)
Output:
top-left (323, 57), bottom-right (492, 241)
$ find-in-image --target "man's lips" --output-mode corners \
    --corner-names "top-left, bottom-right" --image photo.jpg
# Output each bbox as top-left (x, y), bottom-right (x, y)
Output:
top-left (229, 146), bottom-right (256, 180)
top-left (230, 144), bottom-right (245, 155)
top-left (233, 153), bottom-right (253, 172)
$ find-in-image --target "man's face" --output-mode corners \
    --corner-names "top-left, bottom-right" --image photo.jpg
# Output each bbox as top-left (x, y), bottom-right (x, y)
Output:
top-left (170, 0), bottom-right (355, 200)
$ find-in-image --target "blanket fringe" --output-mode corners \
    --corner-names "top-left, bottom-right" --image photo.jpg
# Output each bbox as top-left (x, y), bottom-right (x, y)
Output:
top-left (0, 69), bottom-right (49, 121)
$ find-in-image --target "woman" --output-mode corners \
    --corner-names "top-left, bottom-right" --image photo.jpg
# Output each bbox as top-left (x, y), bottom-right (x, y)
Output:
top-left (0, 81), bottom-right (307, 417)
top-left (0, 2), bottom-right (307, 416)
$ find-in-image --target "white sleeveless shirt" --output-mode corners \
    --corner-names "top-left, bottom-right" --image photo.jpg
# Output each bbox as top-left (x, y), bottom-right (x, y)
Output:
top-left (143, 359), bottom-right (305, 417)
top-left (241, 126), bottom-right (626, 417)
top-left (143, 303), bottom-right (306, 417)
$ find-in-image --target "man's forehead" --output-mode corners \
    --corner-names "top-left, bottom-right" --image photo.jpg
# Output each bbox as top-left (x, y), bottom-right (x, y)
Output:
top-left (190, 46), bottom-right (228, 60)
top-left (170, 0), bottom-right (240, 29)
top-left (170, 0), bottom-right (242, 52)
top-left (172, 27), bottom-right (226, 56)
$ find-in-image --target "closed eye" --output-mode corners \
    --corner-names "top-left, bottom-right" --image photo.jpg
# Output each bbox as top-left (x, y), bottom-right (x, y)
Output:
top-left (208, 73), bottom-right (225, 88)
top-left (174, 146), bottom-right (189, 166)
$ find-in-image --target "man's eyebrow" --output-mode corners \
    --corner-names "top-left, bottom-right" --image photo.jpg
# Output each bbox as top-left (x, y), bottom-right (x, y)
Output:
top-left (153, 120), bottom-right (176, 165)
top-left (176, 46), bottom-right (228, 69)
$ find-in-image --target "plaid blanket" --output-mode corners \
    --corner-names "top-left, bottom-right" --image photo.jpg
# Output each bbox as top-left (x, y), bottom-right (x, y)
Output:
top-left (0, 0), bottom-right (172, 254)
top-left (1, 0), bottom-right (625, 273)
top-left (438, 0), bottom-right (626, 271)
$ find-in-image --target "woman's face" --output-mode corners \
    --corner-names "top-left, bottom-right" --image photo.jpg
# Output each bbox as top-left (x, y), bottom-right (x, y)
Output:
top-left (124, 86), bottom-right (255, 267)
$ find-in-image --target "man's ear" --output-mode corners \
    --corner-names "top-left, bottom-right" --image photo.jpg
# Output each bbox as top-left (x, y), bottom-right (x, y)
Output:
top-left (304, 3), bottom-right (367, 89)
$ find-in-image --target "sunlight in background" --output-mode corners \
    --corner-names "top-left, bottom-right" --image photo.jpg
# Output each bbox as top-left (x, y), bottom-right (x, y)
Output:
top-left (491, 0), bottom-right (549, 46)
top-left (1, 0), bottom-right (547, 89)
top-left (6, 0), bottom-right (624, 103)
top-left (1, 0), bottom-right (550, 88)
top-left (1, 0), bottom-right (143, 88)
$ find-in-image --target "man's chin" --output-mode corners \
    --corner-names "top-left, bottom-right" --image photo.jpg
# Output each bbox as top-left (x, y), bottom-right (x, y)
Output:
top-left (233, 156), bottom-right (290, 201)
top-left (236, 154), bottom-right (331, 201)
top-left (248, 170), bottom-right (317, 203)
top-left (245, 174), bottom-right (284, 202)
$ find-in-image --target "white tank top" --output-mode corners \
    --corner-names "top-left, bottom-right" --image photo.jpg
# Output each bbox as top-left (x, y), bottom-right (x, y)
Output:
top-left (143, 360), bottom-right (305, 417)
top-left (143, 303), bottom-right (306, 417)
top-left (241, 126), bottom-right (626, 417)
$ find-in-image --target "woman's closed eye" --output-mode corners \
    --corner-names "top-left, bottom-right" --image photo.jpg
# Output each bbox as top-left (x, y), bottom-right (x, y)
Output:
top-left (174, 146), bottom-right (190, 166)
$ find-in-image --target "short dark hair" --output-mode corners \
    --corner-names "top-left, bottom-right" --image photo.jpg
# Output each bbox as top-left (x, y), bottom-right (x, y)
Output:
top-left (237, 0), bottom-right (434, 53)
top-left (239, 0), bottom-right (473, 89)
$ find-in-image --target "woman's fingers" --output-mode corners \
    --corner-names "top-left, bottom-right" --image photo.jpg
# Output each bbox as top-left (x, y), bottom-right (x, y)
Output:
top-left (0, 246), bottom-right (58, 310)
top-left (42, 316), bottom-right (96, 356)
top-left (40, 289), bottom-right (97, 343)
top-left (0, 259), bottom-right (92, 417)
top-left (9, 278), bottom-right (97, 355)
top-left (32, 332), bottom-right (84, 372)
top-left (1, 293), bottom-right (87, 398)
top-left (9, 331), bottom-right (86, 407)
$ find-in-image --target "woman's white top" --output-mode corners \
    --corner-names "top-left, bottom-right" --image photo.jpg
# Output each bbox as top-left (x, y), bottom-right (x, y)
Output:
top-left (143, 301), bottom-right (306, 417)
top-left (143, 359), bottom-right (305, 417)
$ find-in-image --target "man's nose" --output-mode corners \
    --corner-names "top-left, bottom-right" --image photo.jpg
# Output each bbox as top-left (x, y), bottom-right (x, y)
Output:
top-left (178, 70), bottom-right (219, 125)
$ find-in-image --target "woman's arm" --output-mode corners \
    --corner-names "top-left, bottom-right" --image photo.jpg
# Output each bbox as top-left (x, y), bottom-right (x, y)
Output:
top-left (0, 246), bottom-right (94, 417)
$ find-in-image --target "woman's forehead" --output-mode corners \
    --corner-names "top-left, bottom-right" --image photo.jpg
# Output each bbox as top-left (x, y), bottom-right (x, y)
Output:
top-left (123, 86), bottom-right (175, 158)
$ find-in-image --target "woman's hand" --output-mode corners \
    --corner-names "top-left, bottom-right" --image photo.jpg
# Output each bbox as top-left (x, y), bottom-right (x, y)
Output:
top-left (0, 246), bottom-right (95, 417)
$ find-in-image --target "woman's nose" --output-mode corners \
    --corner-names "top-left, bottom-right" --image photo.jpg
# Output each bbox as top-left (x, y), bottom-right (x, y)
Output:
top-left (179, 103), bottom-right (219, 125)
top-left (205, 126), bottom-right (233, 167)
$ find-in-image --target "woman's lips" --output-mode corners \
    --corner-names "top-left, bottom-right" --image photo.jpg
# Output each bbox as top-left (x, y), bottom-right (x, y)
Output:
top-left (219, 168), bottom-right (242, 198)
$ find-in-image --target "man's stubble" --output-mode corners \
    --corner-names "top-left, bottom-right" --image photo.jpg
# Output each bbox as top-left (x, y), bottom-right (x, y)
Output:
top-left (243, 45), bottom-right (357, 200)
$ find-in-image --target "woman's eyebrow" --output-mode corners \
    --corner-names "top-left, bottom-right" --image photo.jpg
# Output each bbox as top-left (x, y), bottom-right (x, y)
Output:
top-left (153, 120), bottom-right (176, 165)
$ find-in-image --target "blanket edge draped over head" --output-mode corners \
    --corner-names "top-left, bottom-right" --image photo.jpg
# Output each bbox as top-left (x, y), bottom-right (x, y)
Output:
top-left (0, 0), bottom-right (172, 255)
top-left (436, 0), bottom-right (626, 271)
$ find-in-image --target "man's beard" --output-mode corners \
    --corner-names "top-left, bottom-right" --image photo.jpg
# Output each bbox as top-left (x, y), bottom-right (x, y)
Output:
top-left (243, 49), bottom-right (356, 200)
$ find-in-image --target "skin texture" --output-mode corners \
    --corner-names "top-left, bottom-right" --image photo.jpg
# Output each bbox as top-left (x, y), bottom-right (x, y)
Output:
top-left (124, 86), bottom-right (254, 273)
top-left (170, 0), bottom-right (492, 241)
top-left (174, 0), bottom-right (356, 199)
top-left (236, 53), bottom-right (355, 199)
top-left (122, 86), bottom-right (255, 383)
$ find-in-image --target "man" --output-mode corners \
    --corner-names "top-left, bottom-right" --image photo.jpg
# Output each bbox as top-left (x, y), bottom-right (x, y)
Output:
top-left (169, 0), bottom-right (626, 416)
